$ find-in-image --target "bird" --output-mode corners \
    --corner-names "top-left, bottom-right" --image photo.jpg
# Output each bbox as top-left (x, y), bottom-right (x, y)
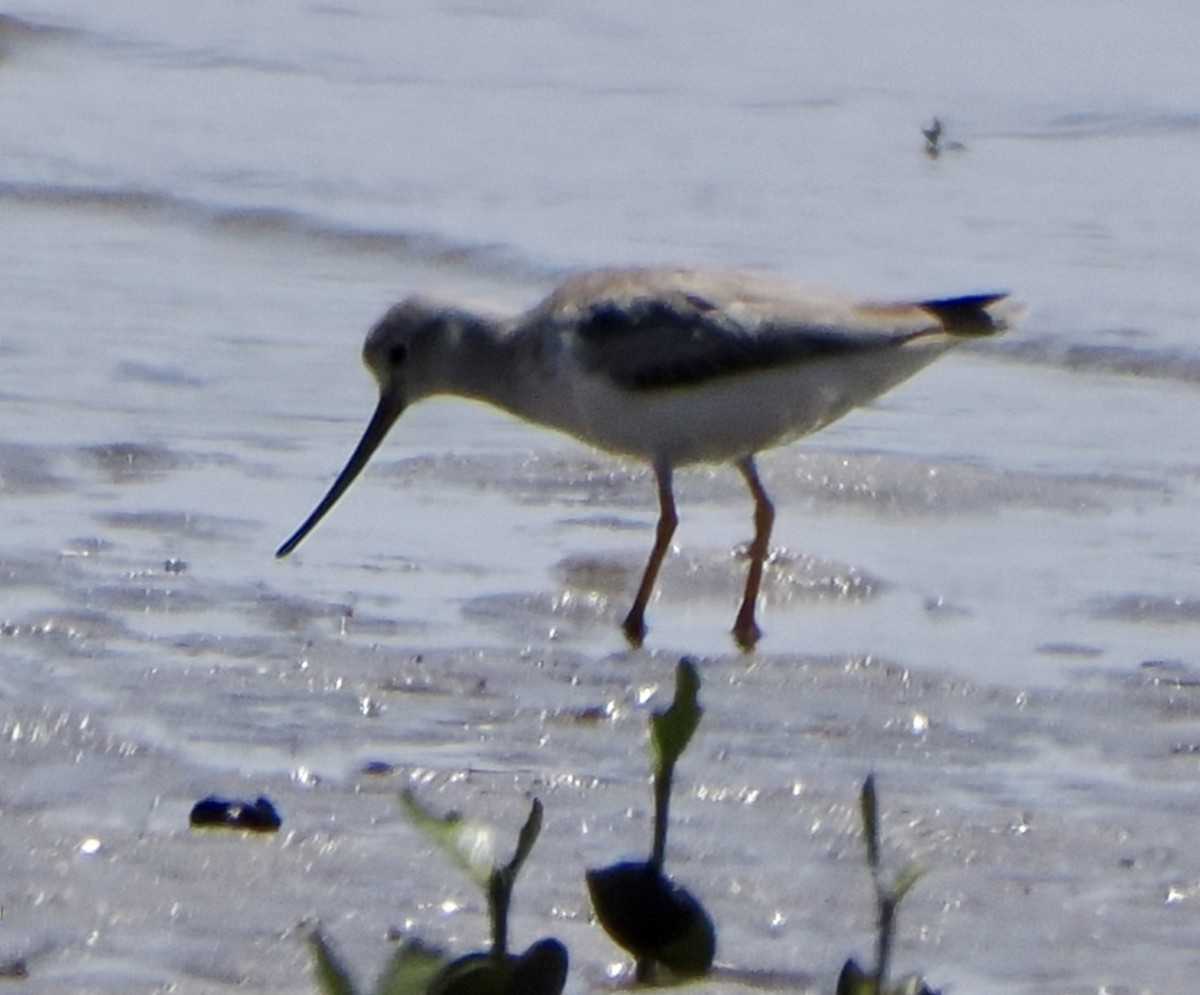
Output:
top-left (276, 267), bottom-right (1017, 651)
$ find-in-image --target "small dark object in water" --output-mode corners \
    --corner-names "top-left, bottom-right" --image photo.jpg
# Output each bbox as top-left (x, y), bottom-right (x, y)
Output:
top-left (189, 795), bottom-right (282, 832)
top-left (361, 759), bottom-right (395, 775)
top-left (163, 557), bottom-right (188, 574)
top-left (0, 957), bottom-right (28, 978)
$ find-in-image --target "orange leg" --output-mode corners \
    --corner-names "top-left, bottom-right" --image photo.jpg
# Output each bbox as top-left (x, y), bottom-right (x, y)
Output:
top-left (622, 461), bottom-right (677, 648)
top-left (733, 456), bottom-right (775, 651)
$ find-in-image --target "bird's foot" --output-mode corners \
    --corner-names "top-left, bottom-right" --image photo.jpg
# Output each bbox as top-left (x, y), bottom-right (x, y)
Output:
top-left (732, 611), bottom-right (761, 653)
top-left (621, 610), bottom-right (648, 649)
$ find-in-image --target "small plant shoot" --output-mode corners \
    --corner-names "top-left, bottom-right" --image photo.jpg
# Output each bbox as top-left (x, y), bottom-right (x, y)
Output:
top-left (420, 796), bottom-right (567, 995)
top-left (308, 680), bottom-right (957, 994)
top-left (586, 658), bottom-right (716, 982)
top-left (309, 933), bottom-right (446, 995)
top-left (310, 796), bottom-right (565, 995)
top-left (836, 775), bottom-right (936, 995)
top-left (649, 654), bottom-right (703, 871)
top-left (400, 790), bottom-right (491, 889)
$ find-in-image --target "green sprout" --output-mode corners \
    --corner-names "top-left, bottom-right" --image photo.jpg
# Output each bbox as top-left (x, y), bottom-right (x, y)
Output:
top-left (836, 775), bottom-right (935, 995)
top-left (310, 795), bottom-right (565, 995)
top-left (586, 658), bottom-right (715, 982)
top-left (649, 655), bottom-right (703, 872)
top-left (310, 933), bottom-right (445, 995)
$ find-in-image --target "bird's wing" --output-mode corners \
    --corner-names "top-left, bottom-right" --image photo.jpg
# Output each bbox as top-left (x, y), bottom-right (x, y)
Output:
top-left (533, 269), bottom-right (1009, 392)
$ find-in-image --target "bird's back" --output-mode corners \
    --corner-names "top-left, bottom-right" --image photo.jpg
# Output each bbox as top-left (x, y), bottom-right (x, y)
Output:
top-left (525, 267), bottom-right (1011, 393)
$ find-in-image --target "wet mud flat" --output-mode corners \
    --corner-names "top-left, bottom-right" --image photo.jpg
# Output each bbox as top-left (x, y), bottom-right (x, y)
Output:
top-left (5, 4), bottom-right (1200, 991)
top-left (2, 596), bottom-right (1199, 994)
top-left (4, 387), bottom-right (1200, 993)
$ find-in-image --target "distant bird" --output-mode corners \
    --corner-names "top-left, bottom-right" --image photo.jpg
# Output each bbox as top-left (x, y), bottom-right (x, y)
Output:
top-left (923, 118), bottom-right (944, 158)
top-left (923, 117), bottom-right (966, 159)
top-left (277, 267), bottom-right (1016, 650)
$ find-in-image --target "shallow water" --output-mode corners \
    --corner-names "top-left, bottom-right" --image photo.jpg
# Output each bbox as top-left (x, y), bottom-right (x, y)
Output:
top-left (3, 3), bottom-right (1200, 993)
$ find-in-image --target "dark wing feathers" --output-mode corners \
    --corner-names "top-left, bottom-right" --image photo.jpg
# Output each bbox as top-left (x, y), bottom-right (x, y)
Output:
top-left (570, 292), bottom-right (924, 392)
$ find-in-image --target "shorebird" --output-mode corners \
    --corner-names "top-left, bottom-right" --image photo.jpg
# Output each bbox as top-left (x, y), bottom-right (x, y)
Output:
top-left (277, 267), bottom-right (1016, 650)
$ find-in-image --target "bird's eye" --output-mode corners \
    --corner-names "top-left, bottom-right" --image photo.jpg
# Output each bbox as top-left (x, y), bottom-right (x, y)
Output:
top-left (388, 342), bottom-right (409, 366)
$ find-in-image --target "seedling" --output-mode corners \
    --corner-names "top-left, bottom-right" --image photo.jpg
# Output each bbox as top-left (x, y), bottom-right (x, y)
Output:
top-left (310, 933), bottom-right (445, 995)
top-left (586, 658), bottom-right (716, 982)
top-left (836, 775), bottom-right (936, 995)
top-left (310, 795), bottom-right (566, 995)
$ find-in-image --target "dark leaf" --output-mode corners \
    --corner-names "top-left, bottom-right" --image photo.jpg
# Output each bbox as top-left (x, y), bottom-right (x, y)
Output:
top-left (586, 861), bottom-right (714, 978)
top-left (836, 957), bottom-right (873, 995)
top-left (309, 928), bottom-right (360, 995)
top-left (426, 953), bottom-right (509, 995)
top-left (507, 938), bottom-right (568, 995)
top-left (371, 938), bottom-right (447, 995)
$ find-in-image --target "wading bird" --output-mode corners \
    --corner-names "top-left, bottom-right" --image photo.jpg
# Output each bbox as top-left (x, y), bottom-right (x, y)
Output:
top-left (277, 267), bottom-right (1015, 650)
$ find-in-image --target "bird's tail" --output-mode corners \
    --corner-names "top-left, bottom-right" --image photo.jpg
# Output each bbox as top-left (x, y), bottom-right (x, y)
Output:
top-left (917, 293), bottom-right (1023, 337)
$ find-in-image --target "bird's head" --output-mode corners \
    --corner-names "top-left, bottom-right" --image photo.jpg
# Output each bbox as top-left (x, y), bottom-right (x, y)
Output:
top-left (275, 296), bottom-right (475, 558)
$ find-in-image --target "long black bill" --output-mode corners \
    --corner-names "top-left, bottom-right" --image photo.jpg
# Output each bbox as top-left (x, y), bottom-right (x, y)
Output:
top-left (276, 393), bottom-right (404, 558)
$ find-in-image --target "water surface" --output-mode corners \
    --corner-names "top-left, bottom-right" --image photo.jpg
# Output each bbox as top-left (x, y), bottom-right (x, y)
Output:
top-left (3, 4), bottom-right (1200, 992)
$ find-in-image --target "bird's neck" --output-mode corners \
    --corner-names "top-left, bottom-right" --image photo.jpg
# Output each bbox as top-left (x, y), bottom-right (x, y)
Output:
top-left (439, 314), bottom-right (529, 413)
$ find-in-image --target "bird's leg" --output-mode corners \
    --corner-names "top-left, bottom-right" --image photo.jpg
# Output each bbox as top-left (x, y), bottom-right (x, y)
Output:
top-left (622, 462), bottom-right (677, 648)
top-left (733, 456), bottom-right (775, 651)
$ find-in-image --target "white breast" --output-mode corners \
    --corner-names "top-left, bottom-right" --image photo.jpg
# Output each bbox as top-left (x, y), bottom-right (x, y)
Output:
top-left (559, 335), bottom-right (957, 465)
